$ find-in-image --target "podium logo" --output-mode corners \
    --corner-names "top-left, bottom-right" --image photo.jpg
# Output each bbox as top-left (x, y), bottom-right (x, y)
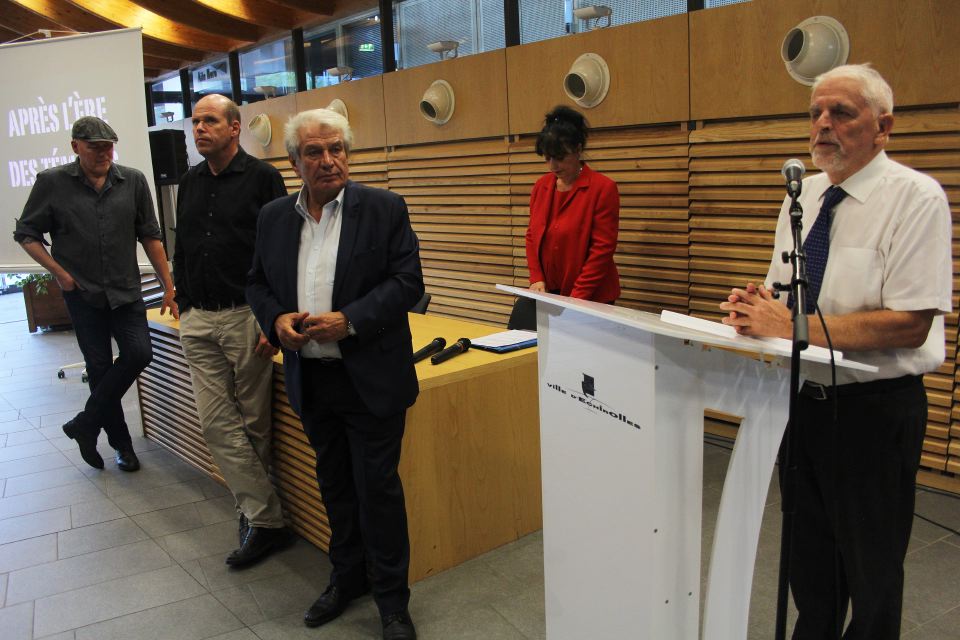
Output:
top-left (581, 374), bottom-right (595, 397)
top-left (546, 375), bottom-right (641, 431)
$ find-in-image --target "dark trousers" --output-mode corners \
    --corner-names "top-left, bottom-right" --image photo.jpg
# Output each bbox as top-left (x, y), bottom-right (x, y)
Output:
top-left (786, 376), bottom-right (926, 640)
top-left (299, 359), bottom-right (410, 616)
top-left (62, 292), bottom-right (152, 451)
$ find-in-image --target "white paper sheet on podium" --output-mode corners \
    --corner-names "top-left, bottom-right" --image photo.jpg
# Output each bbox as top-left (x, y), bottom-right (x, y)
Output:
top-left (659, 310), bottom-right (843, 361)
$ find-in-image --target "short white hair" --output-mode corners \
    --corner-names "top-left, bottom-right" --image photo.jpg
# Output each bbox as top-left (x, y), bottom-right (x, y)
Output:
top-left (813, 63), bottom-right (894, 116)
top-left (284, 109), bottom-right (354, 159)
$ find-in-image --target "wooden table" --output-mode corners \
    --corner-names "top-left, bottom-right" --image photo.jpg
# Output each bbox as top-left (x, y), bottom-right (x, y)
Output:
top-left (137, 309), bottom-right (541, 582)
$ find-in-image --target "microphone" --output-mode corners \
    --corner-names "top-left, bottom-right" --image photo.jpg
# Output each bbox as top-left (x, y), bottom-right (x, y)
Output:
top-left (781, 158), bottom-right (805, 198)
top-left (431, 338), bottom-right (471, 365)
top-left (412, 337), bottom-right (446, 363)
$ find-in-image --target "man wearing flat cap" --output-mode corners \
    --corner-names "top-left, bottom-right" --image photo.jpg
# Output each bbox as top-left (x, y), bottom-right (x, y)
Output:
top-left (14, 116), bottom-right (178, 472)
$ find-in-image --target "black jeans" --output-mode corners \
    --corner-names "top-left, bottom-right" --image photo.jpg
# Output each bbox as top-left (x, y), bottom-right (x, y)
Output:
top-left (786, 375), bottom-right (926, 640)
top-left (299, 359), bottom-right (411, 617)
top-left (62, 291), bottom-right (152, 450)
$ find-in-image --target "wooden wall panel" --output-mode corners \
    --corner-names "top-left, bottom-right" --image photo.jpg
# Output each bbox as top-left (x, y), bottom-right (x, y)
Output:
top-left (690, 0), bottom-right (960, 121)
top-left (388, 139), bottom-right (515, 325)
top-left (506, 14), bottom-right (689, 135)
top-left (295, 76), bottom-right (387, 151)
top-left (237, 93), bottom-right (297, 160)
top-left (509, 127), bottom-right (690, 314)
top-left (383, 50), bottom-right (509, 148)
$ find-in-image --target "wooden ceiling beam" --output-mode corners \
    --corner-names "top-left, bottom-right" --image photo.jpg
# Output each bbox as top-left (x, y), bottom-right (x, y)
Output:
top-left (1, 0), bottom-right (81, 37)
top-left (126, 0), bottom-right (264, 42)
top-left (0, 24), bottom-right (28, 42)
top-left (8, 0), bottom-right (206, 63)
top-left (193, 0), bottom-right (313, 31)
top-left (61, 0), bottom-right (247, 51)
top-left (268, 0), bottom-right (335, 16)
top-left (143, 52), bottom-right (179, 69)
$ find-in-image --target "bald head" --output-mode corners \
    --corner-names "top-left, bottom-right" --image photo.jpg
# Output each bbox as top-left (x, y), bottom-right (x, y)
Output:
top-left (192, 93), bottom-right (241, 171)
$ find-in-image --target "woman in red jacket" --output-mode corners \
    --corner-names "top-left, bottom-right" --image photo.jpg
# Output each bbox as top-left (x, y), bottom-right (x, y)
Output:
top-left (525, 106), bottom-right (620, 303)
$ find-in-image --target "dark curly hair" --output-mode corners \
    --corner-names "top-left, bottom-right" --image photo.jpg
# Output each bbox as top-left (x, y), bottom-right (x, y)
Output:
top-left (535, 105), bottom-right (589, 159)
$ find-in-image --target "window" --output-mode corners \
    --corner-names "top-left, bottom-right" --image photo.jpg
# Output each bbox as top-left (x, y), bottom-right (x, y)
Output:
top-left (305, 11), bottom-right (385, 88)
top-left (189, 57), bottom-right (231, 109)
top-left (151, 73), bottom-right (184, 124)
top-left (304, 28), bottom-right (341, 89)
top-left (706, 0), bottom-right (751, 7)
top-left (572, 0), bottom-right (687, 28)
top-left (394, 0), bottom-right (505, 69)
top-left (238, 37), bottom-right (296, 104)
top-left (520, 0), bottom-right (570, 44)
top-left (342, 15), bottom-right (385, 80)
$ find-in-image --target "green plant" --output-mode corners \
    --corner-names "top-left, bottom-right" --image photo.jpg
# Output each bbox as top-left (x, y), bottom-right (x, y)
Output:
top-left (16, 273), bottom-right (55, 296)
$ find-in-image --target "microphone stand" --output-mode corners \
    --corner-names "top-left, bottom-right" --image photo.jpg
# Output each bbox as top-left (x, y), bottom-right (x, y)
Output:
top-left (772, 191), bottom-right (808, 640)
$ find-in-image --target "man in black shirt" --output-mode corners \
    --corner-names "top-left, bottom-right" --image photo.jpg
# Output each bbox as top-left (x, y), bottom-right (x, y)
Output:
top-left (174, 94), bottom-right (290, 567)
top-left (14, 116), bottom-right (178, 472)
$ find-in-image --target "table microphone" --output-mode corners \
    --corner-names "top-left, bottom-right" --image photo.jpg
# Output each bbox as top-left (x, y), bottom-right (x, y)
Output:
top-left (431, 338), bottom-right (471, 365)
top-left (413, 337), bottom-right (446, 363)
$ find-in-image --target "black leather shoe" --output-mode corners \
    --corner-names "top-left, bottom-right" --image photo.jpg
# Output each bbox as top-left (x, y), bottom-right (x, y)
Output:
top-left (304, 583), bottom-right (369, 628)
top-left (115, 449), bottom-right (140, 472)
top-left (382, 610), bottom-right (417, 640)
top-left (225, 526), bottom-right (292, 568)
top-left (62, 417), bottom-right (103, 469)
top-left (238, 513), bottom-right (249, 544)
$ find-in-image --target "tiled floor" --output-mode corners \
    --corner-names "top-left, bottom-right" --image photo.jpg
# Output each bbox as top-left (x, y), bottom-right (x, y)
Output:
top-left (0, 291), bottom-right (958, 639)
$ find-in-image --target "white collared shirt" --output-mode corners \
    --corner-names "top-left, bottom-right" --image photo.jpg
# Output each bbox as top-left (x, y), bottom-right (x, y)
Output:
top-left (766, 151), bottom-right (952, 383)
top-left (295, 186), bottom-right (345, 359)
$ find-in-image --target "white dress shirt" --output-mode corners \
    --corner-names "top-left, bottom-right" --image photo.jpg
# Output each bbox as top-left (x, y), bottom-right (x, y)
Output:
top-left (295, 186), bottom-right (345, 359)
top-left (766, 151), bottom-right (952, 384)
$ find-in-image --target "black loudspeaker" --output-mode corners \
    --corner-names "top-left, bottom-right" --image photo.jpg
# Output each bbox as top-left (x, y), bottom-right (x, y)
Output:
top-left (148, 129), bottom-right (188, 185)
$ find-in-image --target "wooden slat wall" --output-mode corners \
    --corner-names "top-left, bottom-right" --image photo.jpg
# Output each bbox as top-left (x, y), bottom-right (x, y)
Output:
top-left (509, 127), bottom-right (691, 314)
top-left (389, 139), bottom-right (515, 325)
top-left (688, 108), bottom-right (960, 480)
top-left (138, 329), bottom-right (222, 482)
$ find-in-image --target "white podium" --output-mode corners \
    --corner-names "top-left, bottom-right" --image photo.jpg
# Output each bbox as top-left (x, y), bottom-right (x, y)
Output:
top-left (497, 287), bottom-right (875, 640)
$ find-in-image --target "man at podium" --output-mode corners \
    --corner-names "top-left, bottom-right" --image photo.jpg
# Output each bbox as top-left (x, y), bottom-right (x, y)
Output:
top-left (719, 64), bottom-right (951, 639)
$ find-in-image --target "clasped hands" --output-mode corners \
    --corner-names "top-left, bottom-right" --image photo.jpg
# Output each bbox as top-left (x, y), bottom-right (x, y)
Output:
top-left (274, 311), bottom-right (349, 351)
top-left (718, 282), bottom-right (792, 339)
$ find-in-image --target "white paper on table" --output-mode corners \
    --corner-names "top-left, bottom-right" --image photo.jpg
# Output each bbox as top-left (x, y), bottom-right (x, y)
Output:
top-left (471, 330), bottom-right (537, 348)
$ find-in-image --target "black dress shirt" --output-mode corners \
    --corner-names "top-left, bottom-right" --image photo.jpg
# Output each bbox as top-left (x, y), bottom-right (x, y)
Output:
top-left (173, 147), bottom-right (286, 311)
top-left (14, 160), bottom-right (161, 309)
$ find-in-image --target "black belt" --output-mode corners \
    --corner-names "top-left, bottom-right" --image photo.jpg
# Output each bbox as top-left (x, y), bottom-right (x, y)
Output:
top-left (195, 301), bottom-right (246, 311)
top-left (799, 374), bottom-right (922, 401)
top-left (303, 357), bottom-right (344, 368)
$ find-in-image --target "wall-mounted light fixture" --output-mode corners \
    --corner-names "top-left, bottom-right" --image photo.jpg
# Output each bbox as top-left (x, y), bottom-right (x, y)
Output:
top-left (780, 16), bottom-right (850, 85)
top-left (420, 79), bottom-right (455, 125)
top-left (427, 40), bottom-right (459, 61)
top-left (253, 85), bottom-right (277, 99)
top-left (563, 53), bottom-right (610, 108)
top-left (573, 5), bottom-right (613, 30)
top-left (326, 66), bottom-right (353, 82)
top-left (327, 98), bottom-right (349, 121)
top-left (248, 113), bottom-right (272, 147)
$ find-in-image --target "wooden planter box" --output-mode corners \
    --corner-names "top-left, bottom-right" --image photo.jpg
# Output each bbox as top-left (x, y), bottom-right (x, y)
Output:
top-left (23, 280), bottom-right (72, 333)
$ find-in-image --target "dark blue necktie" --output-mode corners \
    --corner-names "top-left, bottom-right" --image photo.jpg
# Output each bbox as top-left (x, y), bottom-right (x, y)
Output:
top-left (797, 185), bottom-right (847, 313)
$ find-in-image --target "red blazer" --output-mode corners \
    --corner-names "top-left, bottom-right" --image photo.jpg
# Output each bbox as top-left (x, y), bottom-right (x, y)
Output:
top-left (525, 163), bottom-right (621, 302)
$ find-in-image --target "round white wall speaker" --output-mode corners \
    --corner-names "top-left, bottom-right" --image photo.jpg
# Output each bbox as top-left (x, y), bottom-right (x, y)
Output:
top-left (419, 79), bottom-right (455, 125)
top-left (563, 53), bottom-right (610, 108)
top-left (781, 16), bottom-right (850, 86)
top-left (247, 113), bottom-right (272, 147)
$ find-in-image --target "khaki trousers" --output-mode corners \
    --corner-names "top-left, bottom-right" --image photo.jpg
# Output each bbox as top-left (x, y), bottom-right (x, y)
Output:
top-left (179, 306), bottom-right (283, 527)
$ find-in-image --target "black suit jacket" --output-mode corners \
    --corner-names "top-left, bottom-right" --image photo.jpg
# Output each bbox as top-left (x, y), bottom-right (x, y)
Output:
top-left (246, 181), bottom-right (424, 418)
